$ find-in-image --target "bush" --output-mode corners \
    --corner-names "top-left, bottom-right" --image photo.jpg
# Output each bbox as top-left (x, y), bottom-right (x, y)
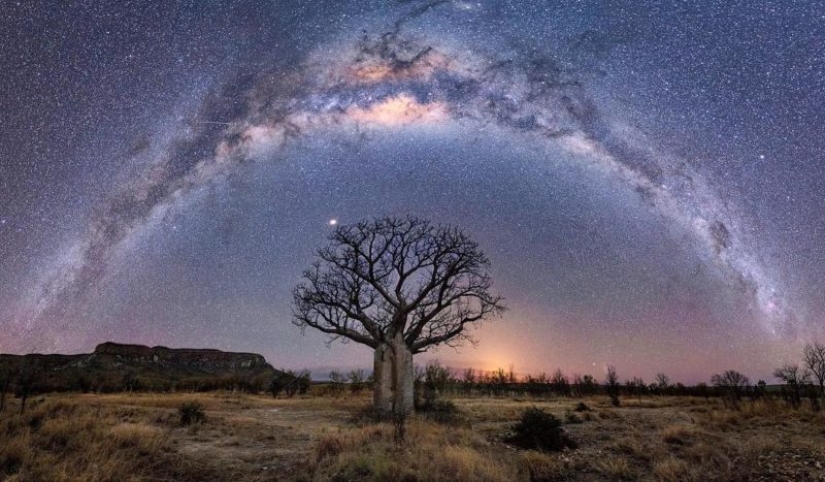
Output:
top-left (573, 402), bottom-right (592, 412)
top-left (419, 399), bottom-right (462, 425)
top-left (507, 407), bottom-right (577, 452)
top-left (564, 410), bottom-right (583, 424)
top-left (179, 402), bottom-right (206, 426)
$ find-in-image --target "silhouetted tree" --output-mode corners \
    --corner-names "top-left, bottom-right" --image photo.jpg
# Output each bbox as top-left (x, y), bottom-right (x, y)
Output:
top-left (491, 367), bottom-right (509, 396)
top-left (803, 342), bottom-right (825, 399)
top-left (628, 377), bottom-right (645, 402)
top-left (269, 369), bottom-right (309, 398)
top-left (122, 370), bottom-right (141, 393)
top-left (329, 369), bottom-right (346, 395)
top-left (773, 364), bottom-right (810, 408)
top-left (506, 364), bottom-right (518, 384)
top-left (292, 216), bottom-right (505, 416)
top-left (461, 368), bottom-right (476, 395)
top-left (575, 374), bottom-right (599, 397)
top-left (416, 360), bottom-right (452, 410)
top-left (17, 357), bottom-right (41, 414)
top-left (550, 368), bottom-right (570, 397)
top-left (296, 371), bottom-right (311, 395)
top-left (711, 370), bottom-right (749, 408)
top-left (654, 373), bottom-right (670, 394)
top-left (695, 382), bottom-right (710, 400)
top-left (604, 365), bottom-right (620, 406)
top-left (348, 369), bottom-right (367, 394)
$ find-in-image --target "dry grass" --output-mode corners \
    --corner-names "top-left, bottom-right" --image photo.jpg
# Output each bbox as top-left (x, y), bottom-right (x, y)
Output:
top-left (0, 393), bottom-right (823, 481)
top-left (312, 420), bottom-right (512, 481)
top-left (0, 397), bottom-right (172, 481)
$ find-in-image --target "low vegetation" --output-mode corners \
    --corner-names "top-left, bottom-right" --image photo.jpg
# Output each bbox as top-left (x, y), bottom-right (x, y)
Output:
top-left (0, 390), bottom-right (823, 481)
top-left (1, 343), bottom-right (824, 480)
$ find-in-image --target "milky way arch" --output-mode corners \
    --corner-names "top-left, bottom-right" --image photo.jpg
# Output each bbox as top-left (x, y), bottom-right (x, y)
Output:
top-left (15, 2), bottom-right (793, 349)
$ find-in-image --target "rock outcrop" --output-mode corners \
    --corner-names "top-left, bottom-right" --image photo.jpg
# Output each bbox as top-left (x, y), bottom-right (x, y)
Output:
top-left (0, 342), bottom-right (279, 393)
top-left (92, 342), bottom-right (269, 371)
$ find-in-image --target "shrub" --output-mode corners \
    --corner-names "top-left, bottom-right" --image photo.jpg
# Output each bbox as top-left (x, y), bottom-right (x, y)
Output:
top-left (178, 402), bottom-right (206, 426)
top-left (415, 360), bottom-right (453, 411)
top-left (573, 402), bottom-right (591, 412)
top-left (419, 399), bottom-right (462, 425)
top-left (507, 407), bottom-right (577, 452)
top-left (564, 410), bottom-right (583, 424)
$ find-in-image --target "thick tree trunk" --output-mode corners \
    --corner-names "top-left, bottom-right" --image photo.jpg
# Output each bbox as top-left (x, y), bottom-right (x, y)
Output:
top-left (391, 333), bottom-right (414, 415)
top-left (373, 343), bottom-right (393, 415)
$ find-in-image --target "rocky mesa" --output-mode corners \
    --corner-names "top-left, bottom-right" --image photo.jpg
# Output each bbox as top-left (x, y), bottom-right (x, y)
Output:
top-left (0, 342), bottom-right (279, 393)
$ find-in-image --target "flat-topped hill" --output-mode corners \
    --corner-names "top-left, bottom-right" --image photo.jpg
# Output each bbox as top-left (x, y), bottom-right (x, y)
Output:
top-left (0, 342), bottom-right (279, 393)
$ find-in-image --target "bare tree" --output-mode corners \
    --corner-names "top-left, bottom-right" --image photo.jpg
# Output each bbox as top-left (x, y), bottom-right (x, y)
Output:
top-left (17, 357), bottom-right (40, 414)
top-left (654, 373), bottom-right (670, 393)
top-left (329, 370), bottom-right (347, 395)
top-left (711, 370), bottom-right (749, 408)
top-left (629, 377), bottom-right (646, 402)
top-left (348, 369), bottom-right (367, 394)
top-left (773, 364), bottom-right (810, 408)
top-left (605, 365), bottom-right (620, 406)
top-left (803, 342), bottom-right (825, 399)
top-left (292, 216), bottom-right (505, 415)
top-left (550, 368), bottom-right (570, 397)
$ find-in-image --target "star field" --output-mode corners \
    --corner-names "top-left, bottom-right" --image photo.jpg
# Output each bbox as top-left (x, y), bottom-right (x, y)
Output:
top-left (1, 1), bottom-right (824, 384)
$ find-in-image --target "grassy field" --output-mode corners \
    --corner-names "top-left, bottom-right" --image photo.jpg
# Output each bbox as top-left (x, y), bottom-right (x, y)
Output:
top-left (1, 391), bottom-right (824, 481)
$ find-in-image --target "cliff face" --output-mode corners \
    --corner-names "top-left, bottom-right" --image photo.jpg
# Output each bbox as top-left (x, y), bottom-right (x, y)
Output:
top-left (0, 342), bottom-right (278, 393)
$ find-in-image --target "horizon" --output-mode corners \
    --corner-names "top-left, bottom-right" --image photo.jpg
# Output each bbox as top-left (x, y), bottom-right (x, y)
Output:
top-left (0, 339), bottom-right (798, 387)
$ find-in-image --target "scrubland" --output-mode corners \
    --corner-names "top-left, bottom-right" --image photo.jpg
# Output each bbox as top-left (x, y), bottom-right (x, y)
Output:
top-left (1, 392), bottom-right (824, 481)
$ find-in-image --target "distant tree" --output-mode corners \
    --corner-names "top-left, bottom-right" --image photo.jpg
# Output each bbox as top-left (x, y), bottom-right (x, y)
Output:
top-left (550, 368), bottom-right (570, 397)
top-left (753, 380), bottom-right (767, 400)
top-left (695, 382), bottom-right (710, 400)
top-left (348, 369), bottom-right (367, 394)
top-left (416, 360), bottom-right (453, 409)
top-left (654, 373), bottom-right (670, 394)
top-left (803, 343), bottom-right (825, 399)
top-left (329, 370), bottom-right (346, 384)
top-left (461, 368), bottom-right (476, 395)
top-left (774, 364), bottom-right (811, 408)
top-left (122, 370), bottom-right (141, 393)
top-left (17, 357), bottom-right (41, 414)
top-left (329, 369), bottom-right (346, 395)
top-left (269, 369), bottom-right (309, 398)
top-left (576, 374), bottom-right (599, 397)
top-left (628, 377), bottom-right (646, 402)
top-left (268, 375), bottom-right (287, 398)
top-left (604, 365), bottom-right (620, 406)
top-left (711, 370), bottom-right (749, 408)
top-left (491, 367), bottom-right (509, 395)
top-left (507, 364), bottom-right (517, 384)
top-left (296, 371), bottom-right (311, 395)
top-left (292, 216), bottom-right (505, 416)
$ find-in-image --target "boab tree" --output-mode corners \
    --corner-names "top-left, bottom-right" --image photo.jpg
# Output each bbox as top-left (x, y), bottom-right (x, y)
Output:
top-left (292, 216), bottom-right (505, 415)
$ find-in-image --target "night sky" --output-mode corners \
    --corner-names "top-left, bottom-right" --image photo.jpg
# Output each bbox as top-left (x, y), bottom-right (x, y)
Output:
top-left (2, 1), bottom-right (824, 384)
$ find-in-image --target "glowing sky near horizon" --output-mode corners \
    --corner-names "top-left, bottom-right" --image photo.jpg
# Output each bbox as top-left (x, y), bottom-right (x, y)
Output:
top-left (1, 1), bottom-right (824, 384)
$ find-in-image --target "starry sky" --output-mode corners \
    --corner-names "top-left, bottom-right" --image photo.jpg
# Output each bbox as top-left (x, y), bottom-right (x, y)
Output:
top-left (1, 1), bottom-right (824, 384)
